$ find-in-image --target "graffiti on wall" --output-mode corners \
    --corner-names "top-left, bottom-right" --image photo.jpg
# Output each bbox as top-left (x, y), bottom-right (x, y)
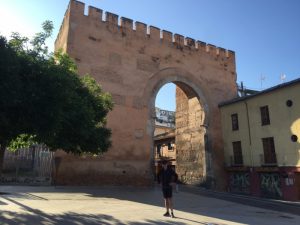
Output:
top-left (260, 173), bottom-right (282, 199)
top-left (229, 172), bottom-right (250, 194)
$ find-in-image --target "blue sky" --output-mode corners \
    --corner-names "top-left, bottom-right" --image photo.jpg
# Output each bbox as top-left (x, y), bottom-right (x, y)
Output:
top-left (1, 0), bottom-right (299, 111)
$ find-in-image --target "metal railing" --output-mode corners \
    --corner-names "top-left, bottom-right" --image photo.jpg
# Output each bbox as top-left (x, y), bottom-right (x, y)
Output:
top-left (260, 153), bottom-right (277, 166)
top-left (229, 155), bottom-right (244, 166)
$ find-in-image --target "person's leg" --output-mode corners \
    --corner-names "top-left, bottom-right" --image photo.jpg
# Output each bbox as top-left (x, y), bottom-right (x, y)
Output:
top-left (163, 189), bottom-right (170, 216)
top-left (164, 198), bottom-right (169, 212)
top-left (168, 187), bottom-right (175, 218)
top-left (168, 198), bottom-right (173, 211)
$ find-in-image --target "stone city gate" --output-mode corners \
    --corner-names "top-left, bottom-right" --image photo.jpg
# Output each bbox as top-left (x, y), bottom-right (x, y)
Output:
top-left (54, 0), bottom-right (237, 189)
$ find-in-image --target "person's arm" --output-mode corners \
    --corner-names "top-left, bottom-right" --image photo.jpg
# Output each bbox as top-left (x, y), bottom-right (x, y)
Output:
top-left (157, 171), bottom-right (161, 184)
top-left (170, 170), bottom-right (177, 187)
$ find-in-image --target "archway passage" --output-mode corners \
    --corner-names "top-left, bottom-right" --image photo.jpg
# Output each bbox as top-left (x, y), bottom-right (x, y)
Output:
top-left (175, 82), bottom-right (206, 184)
top-left (153, 81), bottom-right (207, 185)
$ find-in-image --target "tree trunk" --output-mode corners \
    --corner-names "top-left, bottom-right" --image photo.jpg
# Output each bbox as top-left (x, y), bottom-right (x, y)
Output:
top-left (0, 144), bottom-right (6, 175)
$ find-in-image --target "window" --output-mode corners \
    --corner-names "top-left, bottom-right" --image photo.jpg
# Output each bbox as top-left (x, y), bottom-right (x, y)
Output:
top-left (231, 113), bottom-right (239, 131)
top-left (232, 141), bottom-right (243, 165)
top-left (260, 106), bottom-right (270, 125)
top-left (262, 137), bottom-right (277, 165)
top-left (168, 142), bottom-right (175, 152)
top-left (157, 144), bottom-right (161, 157)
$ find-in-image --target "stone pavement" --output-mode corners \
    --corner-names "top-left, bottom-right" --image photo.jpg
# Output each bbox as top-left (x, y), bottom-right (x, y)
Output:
top-left (180, 185), bottom-right (300, 216)
top-left (0, 185), bottom-right (299, 225)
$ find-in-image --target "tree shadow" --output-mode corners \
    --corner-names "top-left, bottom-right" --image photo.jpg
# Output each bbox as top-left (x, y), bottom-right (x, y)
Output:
top-left (1, 185), bottom-right (299, 225)
top-left (0, 210), bottom-right (122, 225)
top-left (0, 199), bottom-right (7, 205)
top-left (0, 195), bottom-right (191, 225)
top-left (69, 186), bottom-right (299, 225)
top-left (173, 217), bottom-right (212, 225)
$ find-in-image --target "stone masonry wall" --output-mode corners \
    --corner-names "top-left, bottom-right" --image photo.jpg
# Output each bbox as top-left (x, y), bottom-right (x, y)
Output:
top-left (54, 0), bottom-right (237, 189)
top-left (175, 86), bottom-right (206, 184)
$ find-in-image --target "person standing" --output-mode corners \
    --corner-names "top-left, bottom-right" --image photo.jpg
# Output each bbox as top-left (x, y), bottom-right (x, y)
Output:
top-left (158, 160), bottom-right (177, 218)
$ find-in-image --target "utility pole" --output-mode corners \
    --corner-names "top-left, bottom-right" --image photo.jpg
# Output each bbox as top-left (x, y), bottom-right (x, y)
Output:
top-left (260, 74), bottom-right (266, 90)
top-left (280, 73), bottom-right (286, 83)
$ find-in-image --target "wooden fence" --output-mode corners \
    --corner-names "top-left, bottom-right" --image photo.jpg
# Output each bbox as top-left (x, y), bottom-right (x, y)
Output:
top-left (1, 145), bottom-right (54, 184)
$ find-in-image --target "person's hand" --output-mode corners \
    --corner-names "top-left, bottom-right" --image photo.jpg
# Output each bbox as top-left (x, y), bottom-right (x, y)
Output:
top-left (170, 182), bottom-right (176, 188)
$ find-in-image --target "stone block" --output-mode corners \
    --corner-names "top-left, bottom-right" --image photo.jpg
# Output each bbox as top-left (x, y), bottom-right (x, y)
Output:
top-left (136, 58), bottom-right (160, 72)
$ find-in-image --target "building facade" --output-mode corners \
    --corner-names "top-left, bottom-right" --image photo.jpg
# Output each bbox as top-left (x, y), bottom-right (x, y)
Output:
top-left (153, 107), bottom-right (176, 180)
top-left (153, 125), bottom-right (176, 180)
top-left (154, 107), bottom-right (176, 164)
top-left (155, 107), bottom-right (175, 128)
top-left (220, 78), bottom-right (300, 201)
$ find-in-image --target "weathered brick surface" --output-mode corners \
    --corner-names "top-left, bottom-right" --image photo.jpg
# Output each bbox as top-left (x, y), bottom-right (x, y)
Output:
top-left (175, 87), bottom-right (206, 184)
top-left (54, 0), bottom-right (237, 189)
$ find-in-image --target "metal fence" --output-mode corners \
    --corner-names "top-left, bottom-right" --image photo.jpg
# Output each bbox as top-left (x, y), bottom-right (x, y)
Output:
top-left (1, 145), bottom-right (54, 185)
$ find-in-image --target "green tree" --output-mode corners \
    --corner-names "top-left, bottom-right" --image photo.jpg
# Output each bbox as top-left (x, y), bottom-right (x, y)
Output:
top-left (0, 21), bottom-right (113, 174)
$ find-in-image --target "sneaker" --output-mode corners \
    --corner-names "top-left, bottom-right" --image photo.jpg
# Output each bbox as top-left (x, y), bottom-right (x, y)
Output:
top-left (171, 212), bottom-right (175, 218)
top-left (163, 212), bottom-right (170, 217)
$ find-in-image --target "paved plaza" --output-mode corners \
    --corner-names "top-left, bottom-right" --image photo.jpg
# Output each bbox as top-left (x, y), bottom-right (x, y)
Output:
top-left (0, 185), bottom-right (299, 225)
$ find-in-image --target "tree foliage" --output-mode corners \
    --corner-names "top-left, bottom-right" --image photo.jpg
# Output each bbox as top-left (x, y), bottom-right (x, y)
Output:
top-left (0, 21), bottom-right (113, 172)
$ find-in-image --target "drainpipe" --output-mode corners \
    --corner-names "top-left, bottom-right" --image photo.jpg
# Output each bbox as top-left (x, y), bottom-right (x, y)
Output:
top-left (244, 101), bottom-right (254, 167)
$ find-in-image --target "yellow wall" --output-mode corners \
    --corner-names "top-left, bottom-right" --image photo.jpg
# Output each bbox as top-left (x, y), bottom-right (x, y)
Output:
top-left (220, 83), bottom-right (300, 167)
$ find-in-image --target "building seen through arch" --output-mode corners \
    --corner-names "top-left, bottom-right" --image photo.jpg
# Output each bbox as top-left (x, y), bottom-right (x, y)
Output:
top-left (153, 82), bottom-right (207, 185)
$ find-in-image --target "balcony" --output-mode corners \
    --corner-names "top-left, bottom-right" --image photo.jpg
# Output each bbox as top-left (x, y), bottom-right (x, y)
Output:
top-left (229, 155), bottom-right (244, 167)
top-left (260, 153), bottom-right (277, 166)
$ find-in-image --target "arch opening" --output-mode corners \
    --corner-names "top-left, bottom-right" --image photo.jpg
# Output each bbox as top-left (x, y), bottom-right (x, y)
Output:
top-left (151, 79), bottom-right (210, 185)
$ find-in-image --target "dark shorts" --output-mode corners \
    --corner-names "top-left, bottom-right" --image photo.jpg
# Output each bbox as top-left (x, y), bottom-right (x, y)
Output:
top-left (162, 187), bottom-right (172, 198)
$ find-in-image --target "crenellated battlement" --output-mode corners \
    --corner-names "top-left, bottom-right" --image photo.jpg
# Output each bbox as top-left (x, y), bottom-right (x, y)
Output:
top-left (56, 0), bottom-right (235, 60)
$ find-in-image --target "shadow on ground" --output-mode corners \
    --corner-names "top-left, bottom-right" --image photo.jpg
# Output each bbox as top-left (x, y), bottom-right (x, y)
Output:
top-left (0, 193), bottom-right (214, 225)
top-left (0, 211), bottom-right (199, 225)
top-left (0, 185), bottom-right (298, 225)
top-left (0, 200), bottom-right (7, 205)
